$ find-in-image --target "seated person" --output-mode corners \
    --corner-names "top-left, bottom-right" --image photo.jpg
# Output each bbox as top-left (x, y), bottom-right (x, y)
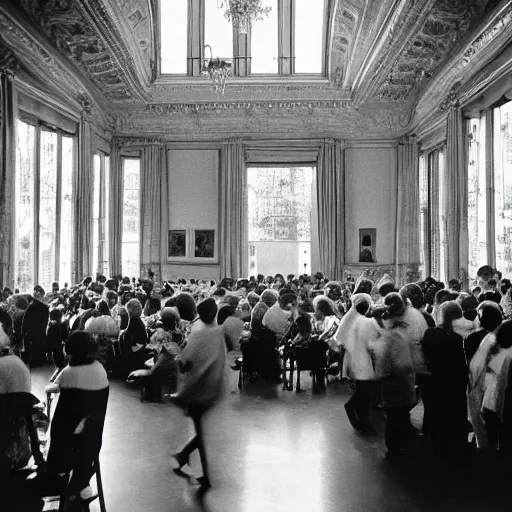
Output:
top-left (45, 331), bottom-right (109, 504)
top-left (127, 308), bottom-right (182, 402)
top-left (118, 299), bottom-right (150, 378)
top-left (0, 310), bottom-right (37, 478)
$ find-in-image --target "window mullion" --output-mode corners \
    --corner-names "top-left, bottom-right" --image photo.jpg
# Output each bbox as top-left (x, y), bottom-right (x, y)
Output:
top-left (54, 133), bottom-right (63, 283)
top-left (279, 0), bottom-right (292, 75)
top-left (189, 0), bottom-right (203, 76)
top-left (234, 31), bottom-right (250, 77)
top-left (33, 126), bottom-right (41, 287)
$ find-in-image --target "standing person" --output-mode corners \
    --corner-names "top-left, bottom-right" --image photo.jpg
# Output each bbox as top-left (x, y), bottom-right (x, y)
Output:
top-left (171, 298), bottom-right (228, 491)
top-left (369, 294), bottom-right (417, 457)
top-left (21, 288), bottom-right (50, 366)
top-left (334, 293), bottom-right (377, 433)
top-left (422, 301), bottom-right (469, 455)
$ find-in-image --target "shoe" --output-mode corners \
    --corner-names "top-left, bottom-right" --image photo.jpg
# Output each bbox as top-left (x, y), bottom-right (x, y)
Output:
top-left (172, 452), bottom-right (189, 470)
top-left (80, 485), bottom-right (98, 504)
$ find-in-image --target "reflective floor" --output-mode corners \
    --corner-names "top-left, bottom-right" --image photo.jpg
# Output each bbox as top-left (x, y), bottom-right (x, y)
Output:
top-left (8, 366), bottom-right (510, 512)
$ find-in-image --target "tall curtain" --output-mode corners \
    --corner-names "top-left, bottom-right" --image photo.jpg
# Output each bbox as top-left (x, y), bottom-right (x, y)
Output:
top-left (0, 68), bottom-right (16, 289)
top-left (108, 141), bottom-right (124, 278)
top-left (141, 144), bottom-right (165, 281)
top-left (444, 107), bottom-right (469, 285)
top-left (220, 139), bottom-right (247, 279)
top-left (72, 115), bottom-right (93, 283)
top-left (316, 139), bottom-right (344, 280)
top-left (430, 151), bottom-right (441, 280)
top-left (396, 137), bottom-right (420, 282)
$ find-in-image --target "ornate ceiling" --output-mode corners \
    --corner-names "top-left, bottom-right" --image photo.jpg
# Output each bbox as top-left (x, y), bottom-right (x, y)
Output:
top-left (0, 0), bottom-right (511, 139)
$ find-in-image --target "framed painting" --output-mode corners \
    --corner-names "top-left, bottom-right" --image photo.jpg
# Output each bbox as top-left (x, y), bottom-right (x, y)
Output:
top-left (194, 230), bottom-right (215, 258)
top-left (168, 230), bottom-right (187, 258)
top-left (359, 228), bottom-right (376, 263)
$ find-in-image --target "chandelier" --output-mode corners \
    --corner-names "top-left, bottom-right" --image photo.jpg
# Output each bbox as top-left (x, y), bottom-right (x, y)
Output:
top-left (218, 0), bottom-right (272, 34)
top-left (202, 45), bottom-right (232, 95)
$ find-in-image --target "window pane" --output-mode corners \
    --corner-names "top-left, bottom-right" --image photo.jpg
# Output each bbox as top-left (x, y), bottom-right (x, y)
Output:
top-left (92, 154), bottom-right (101, 276)
top-left (467, 117), bottom-right (487, 282)
top-left (104, 155), bottom-right (110, 275)
top-left (251, 0), bottom-right (278, 74)
top-left (160, 0), bottom-right (188, 73)
top-left (248, 167), bottom-right (313, 276)
top-left (419, 154), bottom-right (428, 279)
top-left (205, 0), bottom-right (233, 59)
top-left (294, 0), bottom-right (324, 73)
top-left (122, 159), bottom-right (140, 278)
top-left (59, 136), bottom-right (74, 287)
top-left (438, 151), bottom-right (446, 284)
top-left (15, 121), bottom-right (35, 292)
top-left (494, 102), bottom-right (512, 279)
top-left (38, 131), bottom-right (58, 292)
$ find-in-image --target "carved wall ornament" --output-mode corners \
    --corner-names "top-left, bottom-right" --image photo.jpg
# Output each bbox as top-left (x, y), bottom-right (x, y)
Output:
top-left (77, 91), bottom-right (92, 115)
top-left (439, 82), bottom-right (461, 112)
top-left (144, 100), bottom-right (352, 116)
top-left (459, 2), bottom-right (512, 70)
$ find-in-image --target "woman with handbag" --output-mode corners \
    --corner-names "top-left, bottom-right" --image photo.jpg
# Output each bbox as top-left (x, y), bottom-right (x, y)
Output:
top-left (171, 298), bottom-right (228, 491)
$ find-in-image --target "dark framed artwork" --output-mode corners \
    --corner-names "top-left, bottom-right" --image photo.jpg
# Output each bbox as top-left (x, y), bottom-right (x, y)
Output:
top-left (168, 230), bottom-right (187, 257)
top-left (194, 230), bottom-right (215, 258)
top-left (359, 228), bottom-right (376, 263)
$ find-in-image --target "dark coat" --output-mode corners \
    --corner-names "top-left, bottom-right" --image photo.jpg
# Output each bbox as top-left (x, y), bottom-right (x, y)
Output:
top-left (21, 299), bottom-right (49, 363)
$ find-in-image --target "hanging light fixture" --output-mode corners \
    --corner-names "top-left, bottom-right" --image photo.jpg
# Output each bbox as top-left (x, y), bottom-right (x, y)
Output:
top-left (218, 0), bottom-right (272, 34)
top-left (202, 44), bottom-right (232, 95)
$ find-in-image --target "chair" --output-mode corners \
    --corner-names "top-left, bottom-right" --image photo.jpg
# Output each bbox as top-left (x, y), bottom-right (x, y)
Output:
top-left (45, 387), bottom-right (109, 512)
top-left (57, 455), bottom-right (106, 512)
top-left (0, 392), bottom-right (46, 479)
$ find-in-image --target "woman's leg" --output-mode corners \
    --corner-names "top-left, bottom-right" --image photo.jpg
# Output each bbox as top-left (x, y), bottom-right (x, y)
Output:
top-left (191, 410), bottom-right (209, 482)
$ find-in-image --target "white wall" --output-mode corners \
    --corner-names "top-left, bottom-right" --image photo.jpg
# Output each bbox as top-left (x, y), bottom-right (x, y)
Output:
top-left (344, 145), bottom-right (397, 264)
top-left (161, 149), bottom-right (221, 280)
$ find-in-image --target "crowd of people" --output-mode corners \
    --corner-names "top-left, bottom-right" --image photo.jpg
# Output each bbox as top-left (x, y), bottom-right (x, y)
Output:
top-left (1, 263), bottom-right (512, 503)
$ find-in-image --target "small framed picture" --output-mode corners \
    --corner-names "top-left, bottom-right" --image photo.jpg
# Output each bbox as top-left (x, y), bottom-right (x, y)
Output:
top-left (168, 230), bottom-right (187, 258)
top-left (359, 228), bottom-right (376, 263)
top-left (194, 230), bottom-right (215, 258)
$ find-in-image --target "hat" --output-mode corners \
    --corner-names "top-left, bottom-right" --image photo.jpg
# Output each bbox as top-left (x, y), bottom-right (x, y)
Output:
top-left (376, 274), bottom-right (396, 296)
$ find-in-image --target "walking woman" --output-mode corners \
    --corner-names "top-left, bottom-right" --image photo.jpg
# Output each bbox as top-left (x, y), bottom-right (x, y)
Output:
top-left (171, 298), bottom-right (227, 491)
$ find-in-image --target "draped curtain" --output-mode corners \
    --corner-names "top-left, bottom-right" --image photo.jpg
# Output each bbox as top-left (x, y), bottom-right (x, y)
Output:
top-left (108, 142), bottom-right (124, 278)
top-left (220, 140), bottom-right (247, 279)
top-left (0, 69), bottom-right (16, 289)
top-left (316, 139), bottom-right (344, 280)
top-left (396, 137), bottom-right (420, 275)
top-left (72, 115), bottom-right (93, 283)
top-left (444, 107), bottom-right (469, 285)
top-left (141, 144), bottom-right (166, 281)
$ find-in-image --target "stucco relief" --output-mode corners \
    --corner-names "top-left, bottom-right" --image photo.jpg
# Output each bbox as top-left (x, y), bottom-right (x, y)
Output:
top-left (114, 102), bottom-right (414, 140)
top-left (373, 0), bottom-right (481, 102)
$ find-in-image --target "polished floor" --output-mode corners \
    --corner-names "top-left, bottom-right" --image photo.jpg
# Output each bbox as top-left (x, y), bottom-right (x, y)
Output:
top-left (7, 366), bottom-right (510, 512)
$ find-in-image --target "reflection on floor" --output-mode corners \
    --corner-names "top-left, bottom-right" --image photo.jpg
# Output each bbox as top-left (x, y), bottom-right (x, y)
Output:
top-left (6, 366), bottom-right (510, 512)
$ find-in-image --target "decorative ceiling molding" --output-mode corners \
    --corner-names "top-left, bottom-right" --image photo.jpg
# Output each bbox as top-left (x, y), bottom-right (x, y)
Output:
top-left (115, 102), bottom-right (414, 140)
top-left (15, 0), bottom-right (149, 102)
top-left (351, 0), bottom-right (433, 102)
top-left (372, 0), bottom-right (484, 102)
top-left (413, 0), bottom-right (512, 130)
